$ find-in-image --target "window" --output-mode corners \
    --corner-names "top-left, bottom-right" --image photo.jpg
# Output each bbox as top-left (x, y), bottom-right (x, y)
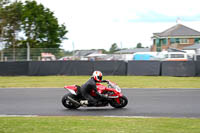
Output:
top-left (170, 38), bottom-right (176, 44)
top-left (171, 54), bottom-right (184, 58)
top-left (161, 39), bottom-right (167, 45)
top-left (175, 38), bottom-right (180, 43)
top-left (195, 38), bottom-right (200, 43)
top-left (164, 54), bottom-right (169, 58)
top-left (155, 39), bottom-right (161, 52)
top-left (155, 39), bottom-right (160, 46)
top-left (179, 39), bottom-right (189, 44)
top-left (170, 38), bottom-right (180, 44)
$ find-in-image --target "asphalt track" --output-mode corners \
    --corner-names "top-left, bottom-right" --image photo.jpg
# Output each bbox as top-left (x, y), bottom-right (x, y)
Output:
top-left (0, 88), bottom-right (200, 118)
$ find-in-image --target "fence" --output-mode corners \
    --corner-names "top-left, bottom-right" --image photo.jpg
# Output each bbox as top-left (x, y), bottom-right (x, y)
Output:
top-left (127, 61), bottom-right (161, 76)
top-left (29, 61), bottom-right (127, 76)
top-left (0, 61), bottom-right (200, 77)
top-left (0, 48), bottom-right (134, 61)
top-left (0, 48), bottom-right (66, 61)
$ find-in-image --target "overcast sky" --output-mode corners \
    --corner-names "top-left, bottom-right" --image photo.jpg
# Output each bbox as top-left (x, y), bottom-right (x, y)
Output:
top-left (35, 0), bottom-right (200, 51)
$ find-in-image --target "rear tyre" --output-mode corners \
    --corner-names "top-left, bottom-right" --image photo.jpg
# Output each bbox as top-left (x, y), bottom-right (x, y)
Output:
top-left (62, 93), bottom-right (80, 109)
top-left (109, 95), bottom-right (128, 108)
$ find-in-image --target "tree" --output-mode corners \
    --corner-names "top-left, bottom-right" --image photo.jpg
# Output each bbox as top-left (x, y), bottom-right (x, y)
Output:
top-left (20, 0), bottom-right (67, 48)
top-left (0, 0), bottom-right (23, 60)
top-left (0, 0), bottom-right (68, 60)
top-left (136, 43), bottom-right (143, 48)
top-left (0, 0), bottom-right (13, 47)
top-left (0, 0), bottom-right (67, 49)
top-left (109, 43), bottom-right (119, 53)
top-left (100, 49), bottom-right (108, 54)
top-left (0, 0), bottom-right (10, 61)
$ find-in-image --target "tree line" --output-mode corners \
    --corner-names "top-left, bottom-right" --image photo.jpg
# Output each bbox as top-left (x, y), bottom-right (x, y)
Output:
top-left (105, 42), bottom-right (146, 54)
top-left (0, 0), bottom-right (67, 60)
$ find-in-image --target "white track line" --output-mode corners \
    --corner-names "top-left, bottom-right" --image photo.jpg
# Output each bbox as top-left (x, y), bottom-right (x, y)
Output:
top-left (0, 115), bottom-right (38, 117)
top-left (104, 116), bottom-right (154, 118)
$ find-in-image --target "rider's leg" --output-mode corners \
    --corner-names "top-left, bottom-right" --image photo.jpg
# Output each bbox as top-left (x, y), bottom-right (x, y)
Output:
top-left (82, 93), bottom-right (98, 105)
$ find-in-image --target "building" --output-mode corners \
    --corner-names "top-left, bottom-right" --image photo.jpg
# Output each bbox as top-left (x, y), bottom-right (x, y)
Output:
top-left (183, 43), bottom-right (200, 53)
top-left (74, 50), bottom-right (102, 57)
top-left (182, 43), bottom-right (200, 58)
top-left (74, 50), bottom-right (103, 60)
top-left (115, 48), bottom-right (150, 54)
top-left (151, 24), bottom-right (200, 52)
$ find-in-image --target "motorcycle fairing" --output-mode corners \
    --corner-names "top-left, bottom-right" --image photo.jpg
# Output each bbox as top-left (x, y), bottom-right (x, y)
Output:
top-left (64, 85), bottom-right (78, 95)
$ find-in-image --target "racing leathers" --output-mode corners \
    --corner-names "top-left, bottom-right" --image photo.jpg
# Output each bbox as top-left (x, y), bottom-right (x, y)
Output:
top-left (80, 77), bottom-right (108, 105)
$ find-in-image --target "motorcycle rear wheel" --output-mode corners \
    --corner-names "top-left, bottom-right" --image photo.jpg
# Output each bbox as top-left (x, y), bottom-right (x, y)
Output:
top-left (109, 95), bottom-right (128, 108)
top-left (62, 93), bottom-right (81, 109)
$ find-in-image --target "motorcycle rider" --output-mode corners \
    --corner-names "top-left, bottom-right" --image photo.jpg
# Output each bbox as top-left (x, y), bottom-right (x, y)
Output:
top-left (80, 70), bottom-right (108, 105)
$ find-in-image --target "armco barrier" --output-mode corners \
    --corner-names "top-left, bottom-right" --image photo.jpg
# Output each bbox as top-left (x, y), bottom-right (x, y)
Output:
top-left (0, 62), bottom-right (29, 76)
top-left (127, 61), bottom-right (161, 76)
top-left (161, 61), bottom-right (196, 77)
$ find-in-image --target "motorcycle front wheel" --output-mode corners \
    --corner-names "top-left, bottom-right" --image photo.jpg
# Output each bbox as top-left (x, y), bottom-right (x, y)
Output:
top-left (62, 93), bottom-right (81, 109)
top-left (109, 95), bottom-right (128, 108)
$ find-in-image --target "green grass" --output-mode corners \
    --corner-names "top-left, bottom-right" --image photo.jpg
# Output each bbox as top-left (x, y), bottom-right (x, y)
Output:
top-left (1, 76), bottom-right (200, 133)
top-left (0, 116), bottom-right (200, 133)
top-left (0, 76), bottom-right (200, 88)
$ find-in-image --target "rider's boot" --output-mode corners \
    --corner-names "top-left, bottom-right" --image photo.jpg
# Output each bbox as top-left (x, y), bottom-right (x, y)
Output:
top-left (80, 100), bottom-right (88, 105)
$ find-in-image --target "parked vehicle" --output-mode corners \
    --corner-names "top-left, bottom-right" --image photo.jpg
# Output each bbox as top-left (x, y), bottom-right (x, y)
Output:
top-left (193, 54), bottom-right (200, 61)
top-left (161, 52), bottom-right (189, 61)
top-left (41, 53), bottom-right (56, 61)
top-left (133, 52), bottom-right (159, 60)
top-left (62, 80), bottom-right (128, 109)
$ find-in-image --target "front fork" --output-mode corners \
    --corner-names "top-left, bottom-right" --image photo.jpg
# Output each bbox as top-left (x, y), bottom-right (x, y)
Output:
top-left (112, 93), bottom-right (123, 104)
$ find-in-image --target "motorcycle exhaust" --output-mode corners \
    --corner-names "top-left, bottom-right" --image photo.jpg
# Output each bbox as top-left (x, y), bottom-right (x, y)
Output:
top-left (67, 96), bottom-right (81, 106)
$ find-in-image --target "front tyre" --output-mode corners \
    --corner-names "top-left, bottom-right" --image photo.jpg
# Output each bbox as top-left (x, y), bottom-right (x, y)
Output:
top-left (62, 93), bottom-right (80, 109)
top-left (109, 95), bottom-right (128, 108)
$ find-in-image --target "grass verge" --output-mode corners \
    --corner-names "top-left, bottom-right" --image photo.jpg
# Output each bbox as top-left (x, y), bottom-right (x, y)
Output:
top-left (0, 76), bottom-right (200, 88)
top-left (0, 116), bottom-right (200, 133)
top-left (1, 76), bottom-right (200, 133)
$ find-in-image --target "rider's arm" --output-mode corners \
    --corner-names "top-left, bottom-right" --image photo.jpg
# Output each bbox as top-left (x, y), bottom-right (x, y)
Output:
top-left (92, 84), bottom-right (108, 99)
top-left (92, 84), bottom-right (101, 96)
top-left (101, 80), bottom-right (109, 83)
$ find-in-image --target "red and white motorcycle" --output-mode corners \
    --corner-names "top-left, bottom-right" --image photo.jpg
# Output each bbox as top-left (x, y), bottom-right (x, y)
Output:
top-left (62, 80), bottom-right (128, 109)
